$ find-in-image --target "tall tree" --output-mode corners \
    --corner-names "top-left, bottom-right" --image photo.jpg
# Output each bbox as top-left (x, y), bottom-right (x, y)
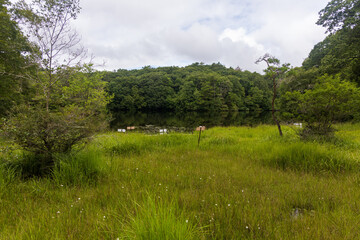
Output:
top-left (13, 0), bottom-right (85, 111)
top-left (4, 0), bottom-right (110, 173)
top-left (256, 54), bottom-right (290, 136)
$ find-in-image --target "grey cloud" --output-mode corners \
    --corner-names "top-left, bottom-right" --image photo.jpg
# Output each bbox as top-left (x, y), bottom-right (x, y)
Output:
top-left (73, 0), bottom-right (330, 72)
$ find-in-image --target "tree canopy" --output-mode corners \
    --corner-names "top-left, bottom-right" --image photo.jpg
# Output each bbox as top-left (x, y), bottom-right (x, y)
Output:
top-left (105, 63), bottom-right (271, 113)
top-left (0, 0), bottom-right (33, 116)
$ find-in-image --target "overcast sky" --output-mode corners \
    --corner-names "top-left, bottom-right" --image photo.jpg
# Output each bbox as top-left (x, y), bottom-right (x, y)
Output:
top-left (73, 0), bottom-right (330, 72)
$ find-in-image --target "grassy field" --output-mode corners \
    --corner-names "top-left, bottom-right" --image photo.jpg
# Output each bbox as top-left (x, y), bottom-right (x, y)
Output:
top-left (1, 124), bottom-right (360, 239)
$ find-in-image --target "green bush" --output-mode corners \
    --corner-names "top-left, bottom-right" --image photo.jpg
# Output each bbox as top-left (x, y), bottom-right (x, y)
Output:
top-left (280, 75), bottom-right (360, 138)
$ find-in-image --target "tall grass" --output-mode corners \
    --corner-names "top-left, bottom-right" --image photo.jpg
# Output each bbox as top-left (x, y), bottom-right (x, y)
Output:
top-left (52, 150), bottom-right (103, 186)
top-left (0, 164), bottom-right (17, 197)
top-left (1, 125), bottom-right (360, 239)
top-left (259, 142), bottom-right (360, 173)
top-left (119, 195), bottom-right (204, 240)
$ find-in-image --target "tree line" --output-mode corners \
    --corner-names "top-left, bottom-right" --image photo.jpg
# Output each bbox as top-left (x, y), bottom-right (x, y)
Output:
top-left (104, 63), bottom-right (272, 113)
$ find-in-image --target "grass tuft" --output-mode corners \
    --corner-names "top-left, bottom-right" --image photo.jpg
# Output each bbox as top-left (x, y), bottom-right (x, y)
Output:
top-left (119, 195), bottom-right (204, 240)
top-left (52, 150), bottom-right (102, 186)
top-left (260, 142), bottom-right (359, 173)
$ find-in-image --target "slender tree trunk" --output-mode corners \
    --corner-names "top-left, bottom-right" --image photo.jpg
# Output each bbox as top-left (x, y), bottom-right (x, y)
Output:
top-left (272, 77), bottom-right (283, 136)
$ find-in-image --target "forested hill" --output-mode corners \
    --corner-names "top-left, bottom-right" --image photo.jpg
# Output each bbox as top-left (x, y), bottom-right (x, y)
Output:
top-left (104, 63), bottom-right (271, 113)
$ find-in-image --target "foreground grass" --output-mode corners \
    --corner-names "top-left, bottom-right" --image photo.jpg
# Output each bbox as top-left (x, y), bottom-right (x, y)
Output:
top-left (1, 124), bottom-right (360, 239)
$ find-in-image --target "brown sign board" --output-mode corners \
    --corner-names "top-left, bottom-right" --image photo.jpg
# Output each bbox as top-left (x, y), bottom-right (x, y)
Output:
top-left (196, 126), bottom-right (206, 131)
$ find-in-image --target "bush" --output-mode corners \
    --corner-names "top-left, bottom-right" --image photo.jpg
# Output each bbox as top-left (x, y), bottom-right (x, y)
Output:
top-left (280, 75), bottom-right (360, 138)
top-left (3, 102), bottom-right (108, 175)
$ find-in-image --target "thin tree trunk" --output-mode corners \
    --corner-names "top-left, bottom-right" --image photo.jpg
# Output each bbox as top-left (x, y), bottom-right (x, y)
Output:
top-left (272, 77), bottom-right (283, 137)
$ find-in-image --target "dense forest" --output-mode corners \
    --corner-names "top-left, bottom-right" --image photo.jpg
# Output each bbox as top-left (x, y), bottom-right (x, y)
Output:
top-left (104, 64), bottom-right (271, 113)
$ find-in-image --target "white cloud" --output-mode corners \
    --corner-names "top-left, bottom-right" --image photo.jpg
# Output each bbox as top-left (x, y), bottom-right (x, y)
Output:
top-left (73, 0), bottom-right (330, 72)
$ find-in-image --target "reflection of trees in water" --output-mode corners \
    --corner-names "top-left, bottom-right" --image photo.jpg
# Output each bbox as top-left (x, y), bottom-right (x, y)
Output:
top-left (110, 111), bottom-right (272, 130)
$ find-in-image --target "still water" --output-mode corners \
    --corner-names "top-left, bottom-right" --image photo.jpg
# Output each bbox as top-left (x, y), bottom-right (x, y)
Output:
top-left (111, 111), bottom-right (272, 131)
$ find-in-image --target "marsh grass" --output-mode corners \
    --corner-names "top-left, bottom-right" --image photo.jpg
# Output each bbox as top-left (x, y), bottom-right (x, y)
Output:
top-left (0, 164), bottom-right (17, 197)
top-left (119, 195), bottom-right (205, 240)
top-left (259, 142), bottom-right (359, 173)
top-left (1, 124), bottom-right (360, 239)
top-left (52, 150), bottom-right (104, 186)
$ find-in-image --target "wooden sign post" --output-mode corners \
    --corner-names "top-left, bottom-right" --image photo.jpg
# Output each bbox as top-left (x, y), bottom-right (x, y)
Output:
top-left (196, 126), bottom-right (205, 146)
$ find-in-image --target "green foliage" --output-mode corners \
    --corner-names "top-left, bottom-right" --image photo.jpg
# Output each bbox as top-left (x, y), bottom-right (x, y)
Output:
top-left (0, 0), bottom-right (34, 116)
top-left (280, 67), bottom-right (321, 93)
top-left (105, 63), bottom-right (271, 113)
top-left (280, 75), bottom-right (360, 137)
top-left (317, 0), bottom-right (360, 33)
top-left (2, 0), bottom-right (111, 176)
top-left (303, 0), bottom-right (360, 83)
top-left (3, 66), bottom-right (110, 171)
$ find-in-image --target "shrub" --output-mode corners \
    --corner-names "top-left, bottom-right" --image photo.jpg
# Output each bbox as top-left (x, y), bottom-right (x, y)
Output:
top-left (280, 75), bottom-right (360, 138)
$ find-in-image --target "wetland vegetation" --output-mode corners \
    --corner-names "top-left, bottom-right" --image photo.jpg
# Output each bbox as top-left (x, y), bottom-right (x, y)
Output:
top-left (2, 124), bottom-right (360, 239)
top-left (2, 0), bottom-right (360, 239)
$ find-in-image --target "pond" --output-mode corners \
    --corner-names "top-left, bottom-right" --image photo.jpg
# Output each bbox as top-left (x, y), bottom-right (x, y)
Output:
top-left (110, 111), bottom-right (273, 132)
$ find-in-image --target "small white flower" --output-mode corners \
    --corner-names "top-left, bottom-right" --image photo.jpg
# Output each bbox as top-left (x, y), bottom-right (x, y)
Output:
top-left (185, 220), bottom-right (188, 223)
top-left (78, 198), bottom-right (81, 200)
top-left (159, 183), bottom-right (161, 186)
top-left (215, 204), bottom-right (218, 206)
top-left (57, 211), bottom-right (60, 214)
top-left (71, 205), bottom-right (73, 207)
top-left (103, 216), bottom-right (106, 219)
top-left (228, 204), bottom-right (231, 207)
top-left (246, 226), bottom-right (249, 229)
top-left (60, 184), bottom-right (63, 187)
